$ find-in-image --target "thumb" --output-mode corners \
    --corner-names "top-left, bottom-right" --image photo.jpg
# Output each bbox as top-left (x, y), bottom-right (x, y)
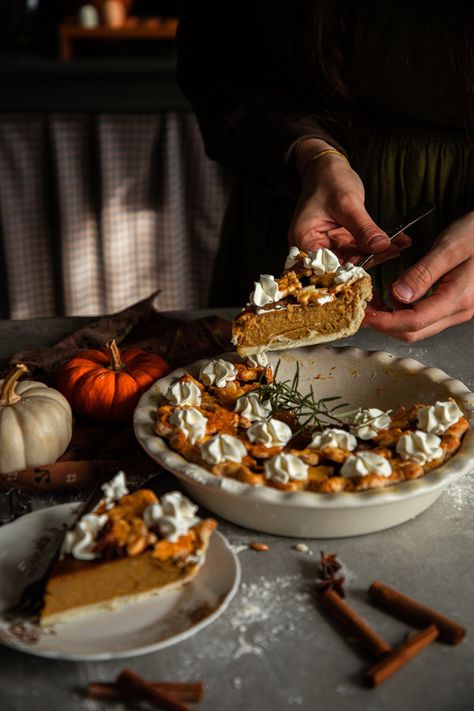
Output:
top-left (392, 257), bottom-right (440, 304)
top-left (333, 195), bottom-right (390, 253)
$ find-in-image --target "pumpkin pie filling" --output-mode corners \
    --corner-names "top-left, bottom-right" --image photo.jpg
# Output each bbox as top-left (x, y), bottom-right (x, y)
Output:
top-left (40, 475), bottom-right (216, 627)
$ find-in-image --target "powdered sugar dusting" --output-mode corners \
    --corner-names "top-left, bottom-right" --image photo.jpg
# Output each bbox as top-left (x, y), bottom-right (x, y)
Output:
top-left (444, 471), bottom-right (474, 512)
top-left (228, 543), bottom-right (249, 555)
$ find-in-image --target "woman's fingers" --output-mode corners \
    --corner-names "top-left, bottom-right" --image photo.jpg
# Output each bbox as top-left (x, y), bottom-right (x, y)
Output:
top-left (354, 233), bottom-right (412, 267)
top-left (392, 220), bottom-right (471, 303)
top-left (329, 191), bottom-right (391, 253)
top-left (365, 308), bottom-right (473, 342)
top-left (364, 260), bottom-right (474, 340)
top-left (291, 219), bottom-right (411, 267)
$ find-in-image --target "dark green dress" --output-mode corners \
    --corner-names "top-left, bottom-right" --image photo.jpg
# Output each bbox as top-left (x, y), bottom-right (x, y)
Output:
top-left (177, 2), bottom-right (474, 306)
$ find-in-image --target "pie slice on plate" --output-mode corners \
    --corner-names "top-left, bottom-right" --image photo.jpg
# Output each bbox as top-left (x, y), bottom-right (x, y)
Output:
top-left (40, 473), bottom-right (216, 627)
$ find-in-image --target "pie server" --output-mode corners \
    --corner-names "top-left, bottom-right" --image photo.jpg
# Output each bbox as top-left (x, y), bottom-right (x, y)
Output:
top-left (356, 202), bottom-right (436, 269)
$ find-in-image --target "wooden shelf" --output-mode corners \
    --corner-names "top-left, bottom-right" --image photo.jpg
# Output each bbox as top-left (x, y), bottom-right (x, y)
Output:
top-left (59, 17), bottom-right (178, 60)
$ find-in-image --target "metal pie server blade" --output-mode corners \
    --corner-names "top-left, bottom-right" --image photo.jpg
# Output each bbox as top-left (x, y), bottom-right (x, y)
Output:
top-left (356, 202), bottom-right (436, 269)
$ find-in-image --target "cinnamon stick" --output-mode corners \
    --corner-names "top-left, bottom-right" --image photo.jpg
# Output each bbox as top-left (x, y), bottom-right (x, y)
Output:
top-left (365, 624), bottom-right (439, 687)
top-left (369, 581), bottom-right (466, 645)
top-left (117, 669), bottom-right (196, 711)
top-left (319, 589), bottom-right (392, 659)
top-left (88, 680), bottom-right (203, 703)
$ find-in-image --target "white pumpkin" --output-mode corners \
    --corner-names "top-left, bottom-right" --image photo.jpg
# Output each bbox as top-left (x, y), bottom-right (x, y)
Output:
top-left (0, 364), bottom-right (73, 474)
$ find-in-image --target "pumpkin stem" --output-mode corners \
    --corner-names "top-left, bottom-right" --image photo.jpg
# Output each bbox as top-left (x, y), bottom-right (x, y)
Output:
top-left (106, 339), bottom-right (125, 371)
top-left (0, 363), bottom-right (29, 406)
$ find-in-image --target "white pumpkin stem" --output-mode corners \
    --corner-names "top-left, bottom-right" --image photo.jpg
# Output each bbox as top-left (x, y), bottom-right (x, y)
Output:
top-left (106, 339), bottom-right (125, 371)
top-left (0, 363), bottom-right (29, 406)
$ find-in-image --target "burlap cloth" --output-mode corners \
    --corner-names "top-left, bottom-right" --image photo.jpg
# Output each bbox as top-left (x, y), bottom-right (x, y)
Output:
top-left (0, 293), bottom-right (232, 494)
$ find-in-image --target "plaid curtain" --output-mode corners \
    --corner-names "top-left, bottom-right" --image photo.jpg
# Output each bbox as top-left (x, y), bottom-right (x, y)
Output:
top-left (0, 112), bottom-right (231, 318)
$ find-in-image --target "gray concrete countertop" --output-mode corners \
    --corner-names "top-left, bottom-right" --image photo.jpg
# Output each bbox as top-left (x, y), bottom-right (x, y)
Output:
top-left (0, 312), bottom-right (473, 711)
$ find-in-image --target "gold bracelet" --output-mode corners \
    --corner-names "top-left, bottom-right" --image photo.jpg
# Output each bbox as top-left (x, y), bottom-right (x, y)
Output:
top-left (302, 148), bottom-right (349, 178)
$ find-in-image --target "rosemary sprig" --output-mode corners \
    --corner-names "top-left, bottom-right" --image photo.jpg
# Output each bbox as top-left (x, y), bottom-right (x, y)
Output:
top-left (258, 360), bottom-right (350, 433)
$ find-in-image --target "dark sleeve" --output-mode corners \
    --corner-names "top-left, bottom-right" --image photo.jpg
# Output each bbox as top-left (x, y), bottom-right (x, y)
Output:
top-left (176, 2), bottom-right (346, 198)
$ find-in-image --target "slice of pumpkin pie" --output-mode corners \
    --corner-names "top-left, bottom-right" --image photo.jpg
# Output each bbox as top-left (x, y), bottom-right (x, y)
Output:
top-left (40, 473), bottom-right (216, 626)
top-left (232, 247), bottom-right (372, 355)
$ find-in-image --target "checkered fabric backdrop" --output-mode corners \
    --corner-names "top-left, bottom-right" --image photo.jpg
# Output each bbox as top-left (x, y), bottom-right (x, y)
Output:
top-left (0, 112), bottom-right (231, 318)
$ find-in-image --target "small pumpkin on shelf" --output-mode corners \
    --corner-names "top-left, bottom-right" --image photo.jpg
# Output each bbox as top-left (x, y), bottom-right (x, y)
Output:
top-left (57, 340), bottom-right (170, 425)
top-left (0, 364), bottom-right (73, 475)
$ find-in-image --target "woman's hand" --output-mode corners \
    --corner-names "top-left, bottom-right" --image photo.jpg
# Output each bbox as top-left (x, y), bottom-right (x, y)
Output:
top-left (364, 212), bottom-right (474, 341)
top-left (288, 138), bottom-right (411, 266)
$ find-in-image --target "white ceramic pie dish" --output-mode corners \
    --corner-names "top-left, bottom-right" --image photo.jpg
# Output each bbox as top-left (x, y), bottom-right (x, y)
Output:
top-left (134, 347), bottom-right (474, 538)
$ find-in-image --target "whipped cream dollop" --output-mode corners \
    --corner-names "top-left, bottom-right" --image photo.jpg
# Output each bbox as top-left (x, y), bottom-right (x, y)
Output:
top-left (62, 512), bottom-right (109, 560)
top-left (200, 433), bottom-right (247, 465)
top-left (341, 451), bottom-right (392, 478)
top-left (169, 406), bottom-right (207, 444)
top-left (166, 378), bottom-right (202, 406)
top-left (249, 274), bottom-right (283, 307)
top-left (264, 453), bottom-right (308, 485)
top-left (296, 285), bottom-right (336, 306)
top-left (246, 352), bottom-right (269, 368)
top-left (247, 418), bottom-right (293, 448)
top-left (199, 359), bottom-right (237, 388)
top-left (349, 408), bottom-right (392, 440)
top-left (333, 262), bottom-right (368, 284)
top-left (235, 392), bottom-right (272, 422)
top-left (303, 248), bottom-right (340, 275)
top-left (143, 491), bottom-right (199, 542)
top-left (284, 245), bottom-right (301, 271)
top-left (416, 400), bottom-right (463, 435)
top-left (316, 294), bottom-right (335, 305)
top-left (309, 427), bottom-right (357, 451)
top-left (396, 430), bottom-right (443, 465)
top-left (100, 470), bottom-right (129, 509)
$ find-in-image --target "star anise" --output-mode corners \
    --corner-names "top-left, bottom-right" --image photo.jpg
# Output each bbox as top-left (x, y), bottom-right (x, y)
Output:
top-left (316, 550), bottom-right (346, 598)
top-left (319, 551), bottom-right (342, 577)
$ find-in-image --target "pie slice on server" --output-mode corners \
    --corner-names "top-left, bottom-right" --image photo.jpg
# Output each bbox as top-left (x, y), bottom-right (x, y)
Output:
top-left (232, 247), bottom-right (372, 356)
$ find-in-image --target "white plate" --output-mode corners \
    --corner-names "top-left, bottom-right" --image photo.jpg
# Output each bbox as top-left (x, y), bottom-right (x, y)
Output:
top-left (0, 504), bottom-right (240, 661)
top-left (134, 346), bottom-right (474, 538)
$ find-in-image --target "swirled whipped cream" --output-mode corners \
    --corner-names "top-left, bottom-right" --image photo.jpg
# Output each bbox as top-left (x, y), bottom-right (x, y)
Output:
top-left (303, 248), bottom-right (340, 275)
top-left (416, 400), bottom-right (463, 435)
top-left (246, 352), bottom-right (269, 368)
top-left (349, 408), bottom-right (392, 440)
top-left (250, 275), bottom-right (283, 307)
top-left (247, 418), bottom-right (293, 448)
top-left (200, 433), bottom-right (247, 465)
top-left (284, 245), bottom-right (301, 270)
top-left (199, 359), bottom-right (237, 388)
top-left (235, 392), bottom-right (272, 422)
top-left (309, 428), bottom-right (357, 451)
top-left (100, 470), bottom-right (129, 509)
top-left (62, 512), bottom-right (109, 560)
top-left (396, 430), bottom-right (443, 464)
top-left (166, 379), bottom-right (201, 406)
top-left (264, 453), bottom-right (308, 485)
top-left (169, 407), bottom-right (207, 444)
top-left (341, 451), bottom-right (392, 478)
top-left (143, 491), bottom-right (199, 542)
top-left (334, 262), bottom-right (368, 284)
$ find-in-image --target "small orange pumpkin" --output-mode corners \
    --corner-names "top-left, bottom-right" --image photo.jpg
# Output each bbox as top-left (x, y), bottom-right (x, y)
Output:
top-left (57, 340), bottom-right (170, 424)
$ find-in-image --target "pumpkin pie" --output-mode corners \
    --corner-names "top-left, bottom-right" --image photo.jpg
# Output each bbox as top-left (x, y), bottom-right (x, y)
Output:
top-left (40, 473), bottom-right (216, 627)
top-left (232, 247), bottom-right (372, 355)
top-left (155, 359), bottom-right (469, 494)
